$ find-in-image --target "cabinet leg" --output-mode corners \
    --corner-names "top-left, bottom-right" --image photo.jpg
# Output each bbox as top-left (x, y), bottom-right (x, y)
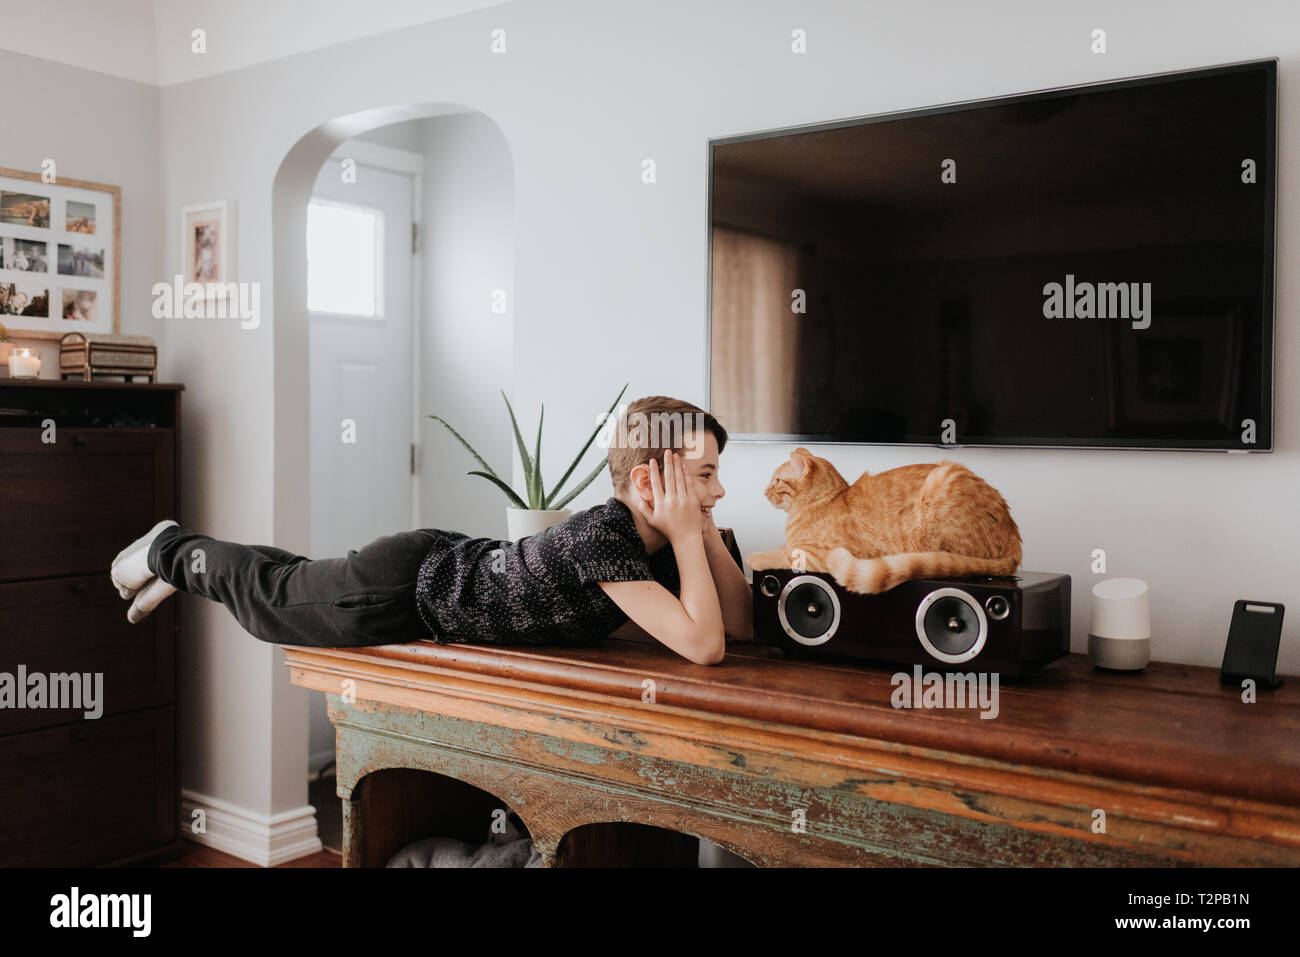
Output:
top-left (340, 789), bottom-right (365, 869)
top-left (529, 837), bottom-right (557, 867)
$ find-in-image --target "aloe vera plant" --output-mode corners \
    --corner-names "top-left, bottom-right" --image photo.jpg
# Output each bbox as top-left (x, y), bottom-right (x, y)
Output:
top-left (428, 383), bottom-right (629, 510)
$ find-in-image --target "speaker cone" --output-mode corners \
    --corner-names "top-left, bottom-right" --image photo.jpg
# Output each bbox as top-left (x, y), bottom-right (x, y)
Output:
top-left (777, 575), bottom-right (841, 646)
top-left (985, 594), bottom-right (1011, 620)
top-left (915, 587), bottom-right (988, 663)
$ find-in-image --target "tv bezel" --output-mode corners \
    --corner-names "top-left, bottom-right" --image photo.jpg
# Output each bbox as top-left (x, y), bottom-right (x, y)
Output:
top-left (705, 58), bottom-right (1278, 453)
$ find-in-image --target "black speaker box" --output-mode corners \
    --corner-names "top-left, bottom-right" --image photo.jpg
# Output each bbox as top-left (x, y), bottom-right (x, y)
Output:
top-left (752, 569), bottom-right (1071, 679)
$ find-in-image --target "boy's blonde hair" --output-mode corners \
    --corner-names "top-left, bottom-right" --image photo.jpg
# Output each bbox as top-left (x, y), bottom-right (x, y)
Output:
top-left (606, 395), bottom-right (728, 495)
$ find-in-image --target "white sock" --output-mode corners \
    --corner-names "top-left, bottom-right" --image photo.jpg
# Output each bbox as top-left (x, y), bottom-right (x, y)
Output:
top-left (112, 520), bottom-right (179, 595)
top-left (127, 576), bottom-right (178, 624)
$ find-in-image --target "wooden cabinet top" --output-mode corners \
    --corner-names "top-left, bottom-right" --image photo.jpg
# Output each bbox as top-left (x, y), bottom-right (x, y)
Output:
top-left (0, 378), bottom-right (182, 428)
top-left (0, 379), bottom-right (183, 392)
top-left (285, 640), bottom-right (1300, 809)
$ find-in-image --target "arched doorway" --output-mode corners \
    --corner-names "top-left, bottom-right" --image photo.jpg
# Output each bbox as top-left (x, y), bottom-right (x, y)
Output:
top-left (271, 103), bottom-right (516, 850)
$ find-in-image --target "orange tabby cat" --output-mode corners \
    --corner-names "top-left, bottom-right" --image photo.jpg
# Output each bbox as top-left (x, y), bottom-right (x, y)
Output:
top-left (747, 448), bottom-right (1022, 595)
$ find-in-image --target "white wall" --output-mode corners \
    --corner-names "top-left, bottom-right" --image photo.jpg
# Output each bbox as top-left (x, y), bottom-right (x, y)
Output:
top-left (302, 113), bottom-right (513, 768)
top-left (354, 119), bottom-right (428, 153)
top-left (162, 0), bottom-right (1300, 832)
top-left (151, 0), bottom-right (515, 85)
top-left (0, 0), bottom-right (514, 86)
top-left (344, 110), bottom-right (517, 541)
top-left (0, 50), bottom-right (161, 370)
top-left (0, 0), bottom-right (157, 84)
top-left (417, 112), bottom-right (517, 536)
top-left (9, 0), bottom-right (1298, 852)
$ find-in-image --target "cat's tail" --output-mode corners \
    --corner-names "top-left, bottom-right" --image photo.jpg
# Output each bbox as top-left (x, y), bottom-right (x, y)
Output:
top-left (825, 549), bottom-right (1020, 596)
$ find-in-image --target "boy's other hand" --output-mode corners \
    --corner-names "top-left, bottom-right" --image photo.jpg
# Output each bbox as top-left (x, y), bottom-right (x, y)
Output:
top-left (635, 450), bottom-right (703, 545)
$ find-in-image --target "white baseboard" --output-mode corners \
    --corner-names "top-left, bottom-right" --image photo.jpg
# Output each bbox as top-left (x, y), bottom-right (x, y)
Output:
top-left (180, 788), bottom-right (322, 867)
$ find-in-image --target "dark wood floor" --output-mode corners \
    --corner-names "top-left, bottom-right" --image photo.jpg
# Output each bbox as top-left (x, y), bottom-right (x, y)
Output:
top-left (160, 841), bottom-right (341, 867)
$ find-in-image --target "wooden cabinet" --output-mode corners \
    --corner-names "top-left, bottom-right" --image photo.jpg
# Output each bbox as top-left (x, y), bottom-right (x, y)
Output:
top-left (287, 642), bottom-right (1300, 867)
top-left (0, 380), bottom-right (183, 866)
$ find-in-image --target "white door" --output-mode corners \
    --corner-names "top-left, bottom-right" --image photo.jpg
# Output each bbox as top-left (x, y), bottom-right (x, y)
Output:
top-left (305, 157), bottom-right (415, 780)
top-left (307, 158), bottom-right (414, 559)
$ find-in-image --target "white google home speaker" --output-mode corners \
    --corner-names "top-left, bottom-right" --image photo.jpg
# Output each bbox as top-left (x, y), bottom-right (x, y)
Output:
top-left (1089, 578), bottom-right (1151, 671)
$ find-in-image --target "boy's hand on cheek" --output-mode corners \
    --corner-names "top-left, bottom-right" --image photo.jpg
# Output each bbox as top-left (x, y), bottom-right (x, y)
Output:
top-left (637, 451), bottom-right (703, 544)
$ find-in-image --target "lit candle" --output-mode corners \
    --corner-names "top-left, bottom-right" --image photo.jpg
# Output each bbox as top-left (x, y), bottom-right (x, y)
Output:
top-left (8, 347), bottom-right (40, 378)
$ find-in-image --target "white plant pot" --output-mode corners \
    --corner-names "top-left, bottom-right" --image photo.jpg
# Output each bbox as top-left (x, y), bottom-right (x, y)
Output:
top-left (506, 507), bottom-right (571, 541)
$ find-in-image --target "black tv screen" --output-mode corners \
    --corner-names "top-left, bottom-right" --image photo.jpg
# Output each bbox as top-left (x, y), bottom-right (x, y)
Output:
top-left (708, 60), bottom-right (1276, 451)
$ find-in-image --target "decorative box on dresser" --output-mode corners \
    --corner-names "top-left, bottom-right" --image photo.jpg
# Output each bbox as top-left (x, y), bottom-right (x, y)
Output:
top-left (0, 379), bottom-right (183, 866)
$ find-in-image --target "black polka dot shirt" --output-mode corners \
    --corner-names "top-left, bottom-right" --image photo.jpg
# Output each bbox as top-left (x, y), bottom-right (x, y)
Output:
top-left (414, 497), bottom-right (681, 646)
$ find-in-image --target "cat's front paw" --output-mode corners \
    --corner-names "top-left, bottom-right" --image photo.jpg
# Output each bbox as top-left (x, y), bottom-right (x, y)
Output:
top-left (747, 549), bottom-right (784, 571)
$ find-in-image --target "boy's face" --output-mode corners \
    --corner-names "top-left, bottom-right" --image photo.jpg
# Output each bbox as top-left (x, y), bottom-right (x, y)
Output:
top-left (628, 429), bottom-right (726, 519)
top-left (676, 429), bottom-right (725, 519)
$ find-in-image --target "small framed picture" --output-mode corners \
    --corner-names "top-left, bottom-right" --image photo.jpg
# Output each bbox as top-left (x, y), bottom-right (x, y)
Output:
top-left (181, 200), bottom-right (233, 297)
top-left (0, 167), bottom-right (119, 337)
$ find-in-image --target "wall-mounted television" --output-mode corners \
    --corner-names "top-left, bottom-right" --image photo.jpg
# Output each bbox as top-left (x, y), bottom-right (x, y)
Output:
top-left (707, 59), bottom-right (1276, 451)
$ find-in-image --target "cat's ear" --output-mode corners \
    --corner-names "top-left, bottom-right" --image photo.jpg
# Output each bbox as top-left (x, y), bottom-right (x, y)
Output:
top-left (789, 447), bottom-right (814, 477)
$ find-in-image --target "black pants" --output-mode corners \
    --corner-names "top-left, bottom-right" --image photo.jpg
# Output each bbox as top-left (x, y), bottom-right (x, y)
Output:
top-left (148, 525), bottom-right (443, 647)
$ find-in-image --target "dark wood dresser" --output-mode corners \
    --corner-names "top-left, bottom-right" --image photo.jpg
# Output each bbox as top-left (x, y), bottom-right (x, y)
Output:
top-left (0, 379), bottom-right (183, 865)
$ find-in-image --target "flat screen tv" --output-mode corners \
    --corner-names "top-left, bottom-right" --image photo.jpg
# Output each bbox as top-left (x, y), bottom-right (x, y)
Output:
top-left (707, 59), bottom-right (1276, 451)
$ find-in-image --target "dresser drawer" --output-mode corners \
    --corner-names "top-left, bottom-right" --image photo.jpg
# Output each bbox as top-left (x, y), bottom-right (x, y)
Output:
top-left (0, 573), bottom-right (174, 734)
top-left (0, 428), bottom-right (175, 582)
top-left (0, 705), bottom-right (176, 866)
